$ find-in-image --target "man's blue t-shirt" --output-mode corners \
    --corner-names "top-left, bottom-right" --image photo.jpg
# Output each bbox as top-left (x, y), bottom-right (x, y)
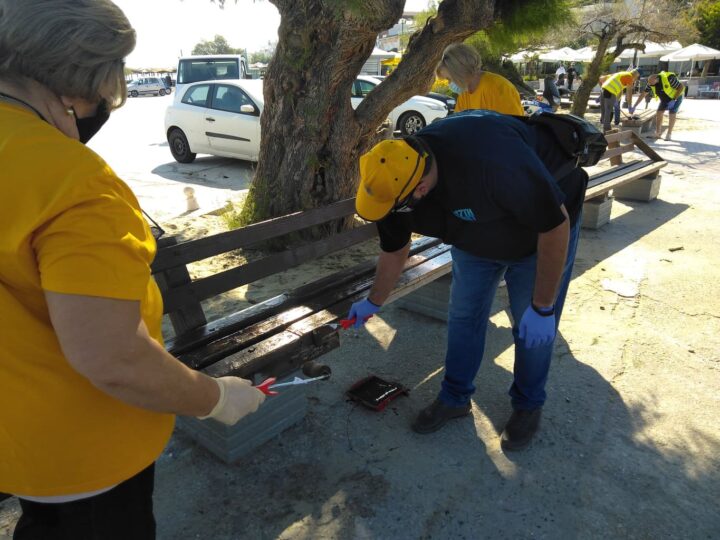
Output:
top-left (376, 110), bottom-right (587, 259)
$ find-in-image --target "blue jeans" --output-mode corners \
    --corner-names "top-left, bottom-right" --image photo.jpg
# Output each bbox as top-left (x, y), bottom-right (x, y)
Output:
top-left (439, 218), bottom-right (581, 410)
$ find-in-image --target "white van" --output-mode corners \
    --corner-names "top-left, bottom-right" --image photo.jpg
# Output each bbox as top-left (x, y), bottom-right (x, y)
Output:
top-left (175, 54), bottom-right (249, 103)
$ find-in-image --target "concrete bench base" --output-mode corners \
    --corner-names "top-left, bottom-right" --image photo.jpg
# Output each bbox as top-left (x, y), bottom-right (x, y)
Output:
top-left (621, 112), bottom-right (656, 135)
top-left (396, 275), bottom-right (452, 322)
top-left (614, 174), bottom-right (662, 202)
top-left (178, 375), bottom-right (307, 463)
top-left (582, 194), bottom-right (614, 229)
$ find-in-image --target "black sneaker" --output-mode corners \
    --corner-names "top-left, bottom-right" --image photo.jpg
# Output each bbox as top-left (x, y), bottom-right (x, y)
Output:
top-left (411, 399), bottom-right (472, 434)
top-left (500, 408), bottom-right (542, 451)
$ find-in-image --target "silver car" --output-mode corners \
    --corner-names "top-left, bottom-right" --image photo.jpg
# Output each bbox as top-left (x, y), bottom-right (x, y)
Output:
top-left (127, 77), bottom-right (170, 97)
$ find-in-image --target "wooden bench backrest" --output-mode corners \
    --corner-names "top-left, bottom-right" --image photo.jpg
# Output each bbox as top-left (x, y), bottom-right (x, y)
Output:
top-left (152, 198), bottom-right (374, 334)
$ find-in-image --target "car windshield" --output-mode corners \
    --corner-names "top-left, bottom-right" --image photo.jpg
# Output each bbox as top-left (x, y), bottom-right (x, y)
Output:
top-left (178, 59), bottom-right (240, 84)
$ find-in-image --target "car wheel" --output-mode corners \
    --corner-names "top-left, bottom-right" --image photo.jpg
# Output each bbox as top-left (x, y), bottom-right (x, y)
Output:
top-left (159, 88), bottom-right (166, 96)
top-left (398, 111), bottom-right (425, 135)
top-left (168, 129), bottom-right (196, 164)
top-left (130, 90), bottom-right (138, 97)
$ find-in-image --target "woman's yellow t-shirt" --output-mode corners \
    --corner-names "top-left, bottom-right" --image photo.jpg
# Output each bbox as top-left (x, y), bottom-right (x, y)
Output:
top-left (0, 102), bottom-right (174, 497)
top-left (455, 71), bottom-right (524, 116)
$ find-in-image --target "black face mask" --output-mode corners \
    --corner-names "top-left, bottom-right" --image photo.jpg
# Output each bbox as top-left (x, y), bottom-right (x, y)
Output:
top-left (74, 100), bottom-right (110, 143)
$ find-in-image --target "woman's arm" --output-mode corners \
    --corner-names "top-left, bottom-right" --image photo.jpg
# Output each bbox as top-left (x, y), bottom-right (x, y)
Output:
top-left (45, 291), bottom-right (221, 416)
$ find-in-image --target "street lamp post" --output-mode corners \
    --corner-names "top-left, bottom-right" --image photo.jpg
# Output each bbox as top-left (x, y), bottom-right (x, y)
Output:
top-left (399, 18), bottom-right (406, 53)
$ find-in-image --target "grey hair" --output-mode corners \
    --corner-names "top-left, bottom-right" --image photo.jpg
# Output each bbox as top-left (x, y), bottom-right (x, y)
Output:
top-left (435, 43), bottom-right (482, 88)
top-left (0, 0), bottom-right (136, 109)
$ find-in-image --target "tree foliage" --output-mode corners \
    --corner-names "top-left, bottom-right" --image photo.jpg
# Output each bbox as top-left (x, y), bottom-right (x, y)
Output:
top-left (191, 34), bottom-right (244, 55)
top-left (694, 0), bottom-right (720, 49)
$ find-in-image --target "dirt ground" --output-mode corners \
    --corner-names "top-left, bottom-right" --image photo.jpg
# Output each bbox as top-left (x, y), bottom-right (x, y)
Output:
top-left (2, 101), bottom-right (719, 539)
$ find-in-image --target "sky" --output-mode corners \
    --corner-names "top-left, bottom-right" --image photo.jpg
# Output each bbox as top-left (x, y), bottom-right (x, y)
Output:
top-left (114, 0), bottom-right (431, 68)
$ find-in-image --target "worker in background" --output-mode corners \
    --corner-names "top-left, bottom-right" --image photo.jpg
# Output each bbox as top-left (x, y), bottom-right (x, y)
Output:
top-left (436, 43), bottom-right (524, 116)
top-left (600, 69), bottom-right (640, 132)
top-left (630, 71), bottom-right (685, 141)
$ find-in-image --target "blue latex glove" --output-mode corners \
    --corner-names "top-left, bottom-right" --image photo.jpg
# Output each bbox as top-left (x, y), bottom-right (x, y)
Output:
top-left (518, 305), bottom-right (556, 348)
top-left (628, 106), bottom-right (636, 114)
top-left (348, 298), bottom-right (381, 329)
top-left (667, 100), bottom-right (677, 109)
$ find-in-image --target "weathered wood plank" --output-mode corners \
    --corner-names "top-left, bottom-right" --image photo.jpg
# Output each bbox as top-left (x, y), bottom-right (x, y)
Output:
top-left (152, 198), bottom-right (357, 272)
top-left (153, 237), bottom-right (207, 335)
top-left (176, 244), bottom-right (452, 368)
top-left (603, 130), bottom-right (633, 145)
top-left (165, 237), bottom-right (442, 354)
top-left (161, 223), bottom-right (377, 314)
top-left (585, 161), bottom-right (666, 199)
top-left (601, 142), bottom-right (636, 161)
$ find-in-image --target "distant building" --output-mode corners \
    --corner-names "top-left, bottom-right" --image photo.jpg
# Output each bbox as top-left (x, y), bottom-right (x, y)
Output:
top-left (376, 12), bottom-right (418, 53)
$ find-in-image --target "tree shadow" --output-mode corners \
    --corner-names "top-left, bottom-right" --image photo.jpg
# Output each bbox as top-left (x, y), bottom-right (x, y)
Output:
top-left (150, 296), bottom-right (719, 539)
top-left (150, 157), bottom-right (255, 192)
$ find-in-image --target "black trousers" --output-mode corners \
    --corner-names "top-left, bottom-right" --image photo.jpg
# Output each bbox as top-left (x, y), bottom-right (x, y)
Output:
top-left (14, 464), bottom-right (155, 540)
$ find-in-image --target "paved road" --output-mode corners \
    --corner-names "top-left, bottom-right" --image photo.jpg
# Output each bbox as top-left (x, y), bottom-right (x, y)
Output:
top-left (89, 93), bottom-right (254, 222)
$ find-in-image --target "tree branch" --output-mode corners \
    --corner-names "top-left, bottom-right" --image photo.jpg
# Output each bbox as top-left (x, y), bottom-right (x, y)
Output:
top-left (354, 0), bottom-right (495, 135)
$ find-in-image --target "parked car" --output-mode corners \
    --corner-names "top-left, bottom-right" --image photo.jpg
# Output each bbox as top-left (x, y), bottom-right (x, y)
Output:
top-left (426, 91), bottom-right (456, 114)
top-left (352, 76), bottom-right (448, 135)
top-left (128, 77), bottom-right (170, 97)
top-left (176, 54), bottom-right (250, 102)
top-left (164, 79), bottom-right (263, 163)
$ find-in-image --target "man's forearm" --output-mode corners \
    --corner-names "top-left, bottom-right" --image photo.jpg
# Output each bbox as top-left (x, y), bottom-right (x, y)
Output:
top-left (367, 242), bottom-right (411, 305)
top-left (533, 215), bottom-right (570, 308)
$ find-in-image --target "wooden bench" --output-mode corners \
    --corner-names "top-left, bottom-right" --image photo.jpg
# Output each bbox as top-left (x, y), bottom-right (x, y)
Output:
top-left (581, 129), bottom-right (666, 229)
top-left (151, 200), bottom-right (452, 461)
top-left (152, 129), bottom-right (664, 459)
top-left (620, 108), bottom-right (656, 134)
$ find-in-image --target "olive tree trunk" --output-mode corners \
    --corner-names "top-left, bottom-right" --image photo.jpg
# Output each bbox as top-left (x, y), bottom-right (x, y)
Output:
top-left (570, 35), bottom-right (613, 118)
top-left (240, 0), bottom-right (497, 226)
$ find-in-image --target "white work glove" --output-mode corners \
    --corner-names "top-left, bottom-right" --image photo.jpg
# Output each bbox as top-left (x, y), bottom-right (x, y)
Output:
top-left (197, 376), bottom-right (265, 425)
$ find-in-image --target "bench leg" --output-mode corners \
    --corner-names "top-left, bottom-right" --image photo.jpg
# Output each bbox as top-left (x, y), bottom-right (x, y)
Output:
top-left (582, 193), bottom-right (614, 229)
top-left (177, 375), bottom-right (307, 463)
top-left (614, 173), bottom-right (662, 202)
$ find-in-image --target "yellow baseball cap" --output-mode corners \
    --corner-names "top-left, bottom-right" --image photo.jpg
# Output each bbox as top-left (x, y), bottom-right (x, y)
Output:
top-left (356, 139), bottom-right (426, 222)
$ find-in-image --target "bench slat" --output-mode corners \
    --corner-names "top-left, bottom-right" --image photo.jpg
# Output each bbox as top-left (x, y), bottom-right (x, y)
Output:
top-left (161, 223), bottom-right (378, 313)
top-left (201, 251), bottom-right (453, 380)
top-left (603, 130), bottom-right (633, 145)
top-left (176, 243), bottom-right (451, 368)
top-left (585, 161), bottom-right (666, 199)
top-left (166, 236), bottom-right (442, 354)
top-left (601, 142), bottom-right (636, 161)
top-left (152, 198), bottom-right (357, 272)
top-left (587, 160), bottom-right (648, 191)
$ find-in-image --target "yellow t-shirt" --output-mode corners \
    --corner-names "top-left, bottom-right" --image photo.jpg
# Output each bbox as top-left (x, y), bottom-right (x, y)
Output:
top-left (0, 102), bottom-right (174, 497)
top-left (455, 71), bottom-right (524, 116)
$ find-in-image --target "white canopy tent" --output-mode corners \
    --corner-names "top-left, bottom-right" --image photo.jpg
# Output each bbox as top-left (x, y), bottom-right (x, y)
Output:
top-left (618, 41), bottom-right (682, 59)
top-left (660, 43), bottom-right (720, 78)
top-left (660, 43), bottom-right (720, 62)
top-left (538, 47), bottom-right (581, 62)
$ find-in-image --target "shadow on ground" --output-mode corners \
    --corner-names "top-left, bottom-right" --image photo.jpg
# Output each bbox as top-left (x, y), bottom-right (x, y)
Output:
top-left (151, 156), bottom-right (255, 191)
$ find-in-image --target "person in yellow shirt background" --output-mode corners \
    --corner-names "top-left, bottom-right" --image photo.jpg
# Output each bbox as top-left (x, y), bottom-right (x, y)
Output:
top-left (0, 1), bottom-right (265, 538)
top-left (600, 68), bottom-right (640, 132)
top-left (435, 43), bottom-right (525, 116)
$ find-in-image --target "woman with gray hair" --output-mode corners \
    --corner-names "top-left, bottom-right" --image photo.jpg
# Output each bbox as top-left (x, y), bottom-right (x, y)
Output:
top-left (436, 43), bottom-right (524, 116)
top-left (0, 1), bottom-right (265, 538)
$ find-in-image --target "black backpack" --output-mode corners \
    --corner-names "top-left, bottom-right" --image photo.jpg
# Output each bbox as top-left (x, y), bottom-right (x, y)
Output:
top-left (526, 111), bottom-right (608, 170)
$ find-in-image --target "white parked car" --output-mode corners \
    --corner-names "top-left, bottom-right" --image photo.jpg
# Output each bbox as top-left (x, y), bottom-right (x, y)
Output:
top-left (127, 77), bottom-right (169, 97)
top-left (352, 75), bottom-right (448, 135)
top-left (164, 79), bottom-right (263, 163)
